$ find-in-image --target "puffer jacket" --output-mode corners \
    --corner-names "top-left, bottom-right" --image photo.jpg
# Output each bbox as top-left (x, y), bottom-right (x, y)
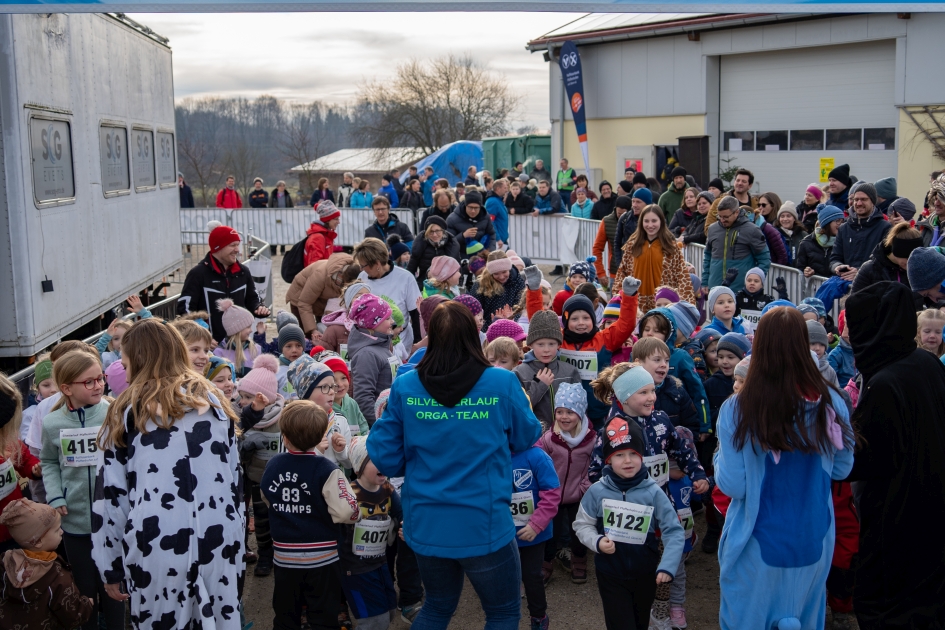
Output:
top-left (538, 424), bottom-right (596, 504)
top-left (754, 214), bottom-right (789, 265)
top-left (917, 213), bottom-right (945, 248)
top-left (364, 212), bottom-right (415, 244)
top-left (348, 327), bottom-right (396, 426)
top-left (285, 253), bottom-right (354, 336)
top-left (303, 222), bottom-right (338, 267)
top-left (701, 209), bottom-right (772, 294)
top-left (612, 210), bottom-right (639, 270)
top-left (795, 230), bottom-right (833, 277)
top-left (656, 375), bottom-right (700, 435)
top-left (682, 211), bottom-right (707, 245)
top-left (829, 207), bottom-right (891, 272)
top-left (446, 203), bottom-right (497, 255)
top-left (407, 232), bottom-right (461, 290)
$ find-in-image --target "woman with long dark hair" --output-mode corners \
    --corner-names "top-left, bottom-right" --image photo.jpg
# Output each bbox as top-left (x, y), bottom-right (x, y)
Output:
top-left (366, 301), bottom-right (542, 629)
top-left (714, 307), bottom-right (854, 630)
top-left (614, 204), bottom-right (695, 313)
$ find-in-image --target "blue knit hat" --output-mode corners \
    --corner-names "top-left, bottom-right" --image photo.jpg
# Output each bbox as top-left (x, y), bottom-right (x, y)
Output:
top-left (908, 247), bottom-right (945, 292)
top-left (760, 299), bottom-right (796, 317)
top-left (801, 297), bottom-right (826, 318)
top-left (798, 304), bottom-right (819, 317)
top-left (569, 257), bottom-right (597, 283)
top-left (613, 366), bottom-right (655, 403)
top-left (632, 188), bottom-right (653, 205)
top-left (287, 355), bottom-right (334, 401)
top-left (817, 204), bottom-right (845, 227)
top-left (667, 301), bottom-right (699, 339)
top-left (717, 332), bottom-right (751, 360)
top-left (554, 382), bottom-right (588, 420)
top-left (693, 328), bottom-right (722, 348)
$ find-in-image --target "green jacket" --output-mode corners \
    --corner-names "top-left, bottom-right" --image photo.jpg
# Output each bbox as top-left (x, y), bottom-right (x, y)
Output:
top-left (334, 395), bottom-right (369, 436)
top-left (41, 400), bottom-right (109, 535)
top-left (658, 183), bottom-right (689, 224)
top-left (556, 168), bottom-right (576, 192)
top-left (701, 209), bottom-right (771, 294)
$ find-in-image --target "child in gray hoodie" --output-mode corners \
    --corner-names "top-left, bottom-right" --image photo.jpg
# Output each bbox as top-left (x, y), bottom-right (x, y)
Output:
top-left (513, 310), bottom-right (581, 428)
top-left (348, 294), bottom-right (397, 426)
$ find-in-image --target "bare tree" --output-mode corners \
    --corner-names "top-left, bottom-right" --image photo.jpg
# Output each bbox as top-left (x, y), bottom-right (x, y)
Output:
top-left (176, 97), bottom-right (227, 206)
top-left (226, 139), bottom-right (266, 201)
top-left (278, 102), bottom-right (328, 198)
top-left (352, 54), bottom-right (521, 155)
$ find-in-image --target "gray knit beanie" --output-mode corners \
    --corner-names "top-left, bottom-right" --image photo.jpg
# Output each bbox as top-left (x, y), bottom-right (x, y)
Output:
top-left (806, 320), bottom-right (829, 347)
top-left (276, 310), bottom-right (300, 331)
top-left (278, 324), bottom-right (306, 352)
top-left (527, 310), bottom-right (563, 346)
top-left (908, 247), bottom-right (945, 292)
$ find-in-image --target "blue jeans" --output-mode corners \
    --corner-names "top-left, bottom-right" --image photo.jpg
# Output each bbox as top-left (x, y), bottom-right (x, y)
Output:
top-left (412, 539), bottom-right (522, 630)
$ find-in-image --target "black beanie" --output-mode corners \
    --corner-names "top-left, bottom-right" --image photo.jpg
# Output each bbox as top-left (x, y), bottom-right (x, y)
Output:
top-left (632, 172), bottom-right (648, 186)
top-left (671, 166), bottom-right (687, 179)
top-left (708, 178), bottom-right (724, 191)
top-left (828, 164), bottom-right (852, 188)
top-left (0, 390), bottom-right (18, 429)
top-left (618, 181), bottom-right (634, 194)
top-left (615, 196), bottom-right (633, 211)
top-left (464, 191), bottom-right (483, 207)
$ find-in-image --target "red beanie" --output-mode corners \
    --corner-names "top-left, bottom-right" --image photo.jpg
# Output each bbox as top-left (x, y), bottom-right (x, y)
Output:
top-left (209, 225), bottom-right (241, 252)
top-left (323, 356), bottom-right (349, 379)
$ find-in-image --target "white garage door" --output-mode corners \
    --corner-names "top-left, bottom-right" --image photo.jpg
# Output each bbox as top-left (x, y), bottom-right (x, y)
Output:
top-left (719, 40), bottom-right (898, 203)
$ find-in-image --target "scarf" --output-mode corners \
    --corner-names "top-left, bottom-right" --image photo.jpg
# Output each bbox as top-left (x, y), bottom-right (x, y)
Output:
top-left (557, 415), bottom-right (589, 448)
top-left (418, 354), bottom-right (488, 408)
top-left (604, 464), bottom-right (648, 490)
top-left (634, 238), bottom-right (664, 297)
top-left (563, 323), bottom-right (599, 345)
top-left (782, 227), bottom-right (793, 237)
top-left (815, 225), bottom-right (836, 248)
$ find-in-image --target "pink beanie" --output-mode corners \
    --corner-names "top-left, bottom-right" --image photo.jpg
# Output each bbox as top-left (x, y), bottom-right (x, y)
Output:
top-left (217, 299), bottom-right (255, 338)
top-left (506, 250), bottom-right (525, 271)
top-left (105, 360), bottom-right (128, 396)
top-left (428, 256), bottom-right (461, 283)
top-left (486, 257), bottom-right (513, 275)
top-left (486, 319), bottom-right (526, 343)
top-left (236, 354), bottom-right (279, 402)
top-left (806, 184), bottom-right (824, 201)
top-left (350, 293), bottom-right (393, 331)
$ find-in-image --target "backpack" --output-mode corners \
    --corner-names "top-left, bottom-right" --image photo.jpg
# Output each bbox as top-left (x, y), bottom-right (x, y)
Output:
top-left (280, 235), bottom-right (309, 283)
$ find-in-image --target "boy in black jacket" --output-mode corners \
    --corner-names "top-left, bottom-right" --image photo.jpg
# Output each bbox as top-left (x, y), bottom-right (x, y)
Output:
top-left (261, 400), bottom-right (360, 630)
top-left (734, 267), bottom-right (775, 331)
top-left (632, 338), bottom-right (700, 436)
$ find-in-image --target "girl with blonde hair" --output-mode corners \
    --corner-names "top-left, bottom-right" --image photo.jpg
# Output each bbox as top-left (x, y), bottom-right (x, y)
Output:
top-left (92, 319), bottom-right (243, 629)
top-left (0, 374), bottom-right (44, 552)
top-left (472, 251), bottom-right (527, 327)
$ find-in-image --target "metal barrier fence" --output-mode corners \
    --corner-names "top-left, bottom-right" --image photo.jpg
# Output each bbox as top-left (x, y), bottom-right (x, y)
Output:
top-left (9, 234), bottom-right (273, 399)
top-left (559, 215), bottom-right (601, 268)
top-left (507, 214), bottom-right (563, 265)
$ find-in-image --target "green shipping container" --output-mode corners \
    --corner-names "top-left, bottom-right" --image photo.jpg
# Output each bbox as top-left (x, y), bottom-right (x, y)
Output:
top-left (482, 134), bottom-right (551, 176)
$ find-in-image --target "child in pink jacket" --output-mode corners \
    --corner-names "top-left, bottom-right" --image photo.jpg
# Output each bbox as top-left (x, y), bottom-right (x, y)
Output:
top-left (538, 382), bottom-right (596, 585)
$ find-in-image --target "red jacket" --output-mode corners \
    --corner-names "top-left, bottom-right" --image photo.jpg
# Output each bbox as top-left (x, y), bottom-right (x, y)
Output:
top-left (216, 188), bottom-right (243, 209)
top-left (304, 223), bottom-right (338, 268)
top-left (0, 443), bottom-right (41, 543)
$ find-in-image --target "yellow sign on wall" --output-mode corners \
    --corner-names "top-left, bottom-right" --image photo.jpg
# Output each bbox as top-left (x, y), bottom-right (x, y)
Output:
top-left (819, 158), bottom-right (835, 183)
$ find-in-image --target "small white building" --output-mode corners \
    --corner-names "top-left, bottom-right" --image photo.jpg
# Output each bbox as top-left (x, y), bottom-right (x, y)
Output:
top-left (528, 12), bottom-right (945, 205)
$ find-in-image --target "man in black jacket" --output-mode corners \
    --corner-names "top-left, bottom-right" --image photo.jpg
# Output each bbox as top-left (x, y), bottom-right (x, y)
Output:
top-left (364, 196), bottom-right (414, 246)
top-left (178, 224), bottom-right (270, 342)
top-left (829, 182), bottom-right (891, 281)
top-left (248, 178), bottom-right (269, 208)
top-left (178, 173), bottom-right (195, 208)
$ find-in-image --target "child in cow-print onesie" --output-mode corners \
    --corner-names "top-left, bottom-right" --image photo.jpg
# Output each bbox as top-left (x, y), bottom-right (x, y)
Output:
top-left (92, 320), bottom-right (245, 630)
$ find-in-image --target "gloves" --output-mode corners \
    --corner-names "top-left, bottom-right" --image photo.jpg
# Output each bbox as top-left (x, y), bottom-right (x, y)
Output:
top-left (524, 265), bottom-right (543, 291)
top-left (722, 268), bottom-right (739, 288)
top-left (775, 277), bottom-right (788, 301)
top-left (622, 276), bottom-right (641, 297)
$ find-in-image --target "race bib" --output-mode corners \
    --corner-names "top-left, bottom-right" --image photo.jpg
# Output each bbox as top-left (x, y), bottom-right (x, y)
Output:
top-left (339, 344), bottom-right (349, 362)
top-left (0, 461), bottom-right (17, 501)
top-left (643, 453), bottom-right (669, 486)
top-left (60, 427), bottom-right (100, 467)
top-left (387, 356), bottom-right (401, 380)
top-left (280, 380), bottom-right (296, 400)
top-left (677, 507), bottom-right (694, 540)
top-left (558, 349), bottom-right (599, 381)
top-left (353, 518), bottom-right (390, 556)
top-left (602, 499), bottom-right (653, 545)
top-left (259, 433), bottom-right (281, 461)
top-left (510, 490), bottom-right (535, 527)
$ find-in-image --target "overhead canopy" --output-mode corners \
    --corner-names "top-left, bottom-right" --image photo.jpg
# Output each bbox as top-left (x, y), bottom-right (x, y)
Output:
top-left (400, 141), bottom-right (483, 186)
top-left (290, 147), bottom-right (424, 174)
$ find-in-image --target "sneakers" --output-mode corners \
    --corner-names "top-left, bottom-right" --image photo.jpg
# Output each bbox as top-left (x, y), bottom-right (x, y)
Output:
top-left (401, 604), bottom-right (422, 625)
top-left (541, 561), bottom-right (554, 586)
top-left (530, 615), bottom-right (550, 630)
top-left (648, 612), bottom-right (672, 630)
top-left (570, 554), bottom-right (587, 584)
top-left (554, 548), bottom-right (572, 571)
top-left (244, 551), bottom-right (258, 564)
top-left (701, 531), bottom-right (720, 554)
top-left (253, 554), bottom-right (272, 577)
top-left (669, 605), bottom-right (688, 629)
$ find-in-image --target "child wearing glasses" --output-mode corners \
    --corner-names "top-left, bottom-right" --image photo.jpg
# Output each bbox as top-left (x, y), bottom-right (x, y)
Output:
top-left (40, 350), bottom-right (125, 630)
top-left (288, 356), bottom-right (352, 469)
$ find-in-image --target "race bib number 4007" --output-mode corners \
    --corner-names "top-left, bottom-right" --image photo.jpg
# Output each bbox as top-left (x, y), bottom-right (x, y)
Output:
top-left (558, 349), bottom-right (598, 380)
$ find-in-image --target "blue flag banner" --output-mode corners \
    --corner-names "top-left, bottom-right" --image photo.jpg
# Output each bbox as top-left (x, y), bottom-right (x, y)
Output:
top-left (558, 40), bottom-right (590, 184)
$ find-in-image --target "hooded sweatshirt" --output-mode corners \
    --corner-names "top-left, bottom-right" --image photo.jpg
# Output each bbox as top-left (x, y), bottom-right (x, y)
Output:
top-left (348, 326), bottom-right (396, 426)
top-left (846, 281), bottom-right (945, 628)
top-left (366, 366), bottom-right (543, 558)
top-left (0, 551), bottom-right (93, 629)
top-left (513, 352), bottom-right (581, 428)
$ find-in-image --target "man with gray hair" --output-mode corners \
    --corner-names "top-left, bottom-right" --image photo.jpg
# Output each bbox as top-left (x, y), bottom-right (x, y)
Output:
top-left (337, 172), bottom-right (355, 207)
top-left (701, 196), bottom-right (771, 293)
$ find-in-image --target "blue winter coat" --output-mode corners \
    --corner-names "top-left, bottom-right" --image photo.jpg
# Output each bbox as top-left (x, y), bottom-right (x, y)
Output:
top-left (656, 376), bottom-right (700, 435)
top-left (702, 316), bottom-right (748, 336)
top-left (378, 184), bottom-right (399, 208)
top-left (714, 390), bottom-right (854, 630)
top-left (485, 194), bottom-right (509, 243)
top-left (510, 447), bottom-right (560, 547)
top-left (701, 209), bottom-right (772, 294)
top-left (827, 339), bottom-right (855, 387)
top-left (654, 307), bottom-right (711, 434)
top-left (366, 367), bottom-right (543, 559)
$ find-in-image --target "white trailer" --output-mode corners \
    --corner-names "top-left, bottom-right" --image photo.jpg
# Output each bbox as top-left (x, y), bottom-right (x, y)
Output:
top-left (0, 13), bottom-right (181, 359)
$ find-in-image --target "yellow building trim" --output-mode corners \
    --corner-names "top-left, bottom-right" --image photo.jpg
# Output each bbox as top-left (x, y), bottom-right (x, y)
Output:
top-left (898, 108), bottom-right (945, 207)
top-left (562, 116), bottom-right (706, 181)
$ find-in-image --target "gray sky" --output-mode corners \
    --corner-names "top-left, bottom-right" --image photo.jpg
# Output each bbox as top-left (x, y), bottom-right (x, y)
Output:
top-left (131, 12), bottom-right (583, 130)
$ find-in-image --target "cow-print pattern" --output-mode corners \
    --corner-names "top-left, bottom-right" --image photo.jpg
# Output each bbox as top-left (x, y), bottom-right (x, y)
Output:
top-left (92, 395), bottom-right (245, 629)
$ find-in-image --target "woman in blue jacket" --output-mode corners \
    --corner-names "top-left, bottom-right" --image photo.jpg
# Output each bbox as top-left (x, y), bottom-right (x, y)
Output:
top-left (367, 300), bottom-right (543, 629)
top-left (714, 306), bottom-right (855, 630)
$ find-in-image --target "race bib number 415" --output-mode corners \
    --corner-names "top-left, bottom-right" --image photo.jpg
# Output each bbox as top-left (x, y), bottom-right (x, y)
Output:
top-left (60, 427), bottom-right (100, 467)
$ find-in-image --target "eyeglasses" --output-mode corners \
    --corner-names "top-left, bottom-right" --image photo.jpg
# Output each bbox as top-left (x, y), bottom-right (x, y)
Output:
top-left (717, 211), bottom-right (737, 221)
top-left (70, 375), bottom-right (105, 390)
top-left (428, 228), bottom-right (444, 236)
top-left (757, 202), bottom-right (769, 208)
top-left (317, 383), bottom-right (339, 394)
